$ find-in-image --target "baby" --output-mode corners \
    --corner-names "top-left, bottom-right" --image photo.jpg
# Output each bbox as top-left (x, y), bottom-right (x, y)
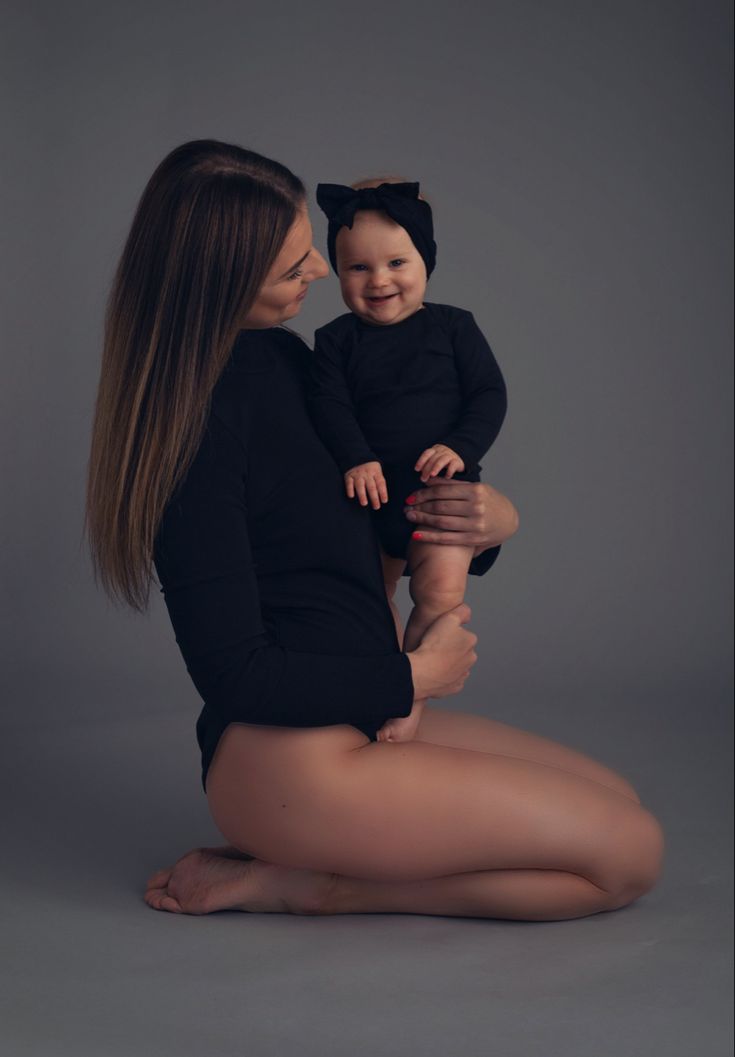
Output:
top-left (310, 179), bottom-right (507, 738)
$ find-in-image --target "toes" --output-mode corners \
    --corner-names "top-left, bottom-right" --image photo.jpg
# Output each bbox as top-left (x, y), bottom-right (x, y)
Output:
top-left (159, 893), bottom-right (184, 913)
top-left (143, 886), bottom-right (183, 914)
top-left (146, 867), bottom-right (173, 889)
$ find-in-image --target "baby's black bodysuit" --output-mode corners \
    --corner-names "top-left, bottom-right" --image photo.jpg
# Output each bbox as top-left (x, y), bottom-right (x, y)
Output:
top-left (310, 303), bottom-right (507, 559)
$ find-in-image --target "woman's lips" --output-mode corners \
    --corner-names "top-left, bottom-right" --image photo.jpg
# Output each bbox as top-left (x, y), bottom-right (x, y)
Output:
top-left (295, 288), bottom-right (308, 301)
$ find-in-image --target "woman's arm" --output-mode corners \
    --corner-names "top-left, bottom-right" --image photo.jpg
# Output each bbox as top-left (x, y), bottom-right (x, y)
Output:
top-left (404, 478), bottom-right (519, 556)
top-left (154, 410), bottom-right (414, 731)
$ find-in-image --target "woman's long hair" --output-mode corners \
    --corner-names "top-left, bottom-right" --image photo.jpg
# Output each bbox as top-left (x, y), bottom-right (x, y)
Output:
top-left (85, 140), bottom-right (305, 611)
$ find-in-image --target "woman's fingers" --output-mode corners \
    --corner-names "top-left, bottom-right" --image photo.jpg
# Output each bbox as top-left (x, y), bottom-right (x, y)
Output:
top-left (408, 480), bottom-right (480, 505)
top-left (447, 601), bottom-right (472, 625)
top-left (404, 480), bottom-right (485, 542)
top-left (407, 509), bottom-right (485, 544)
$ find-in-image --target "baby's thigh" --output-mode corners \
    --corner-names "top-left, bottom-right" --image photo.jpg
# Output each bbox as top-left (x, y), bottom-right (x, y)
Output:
top-left (380, 550), bottom-right (407, 593)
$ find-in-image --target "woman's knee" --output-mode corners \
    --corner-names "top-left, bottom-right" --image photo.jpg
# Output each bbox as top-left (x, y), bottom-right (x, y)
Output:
top-left (603, 806), bottom-right (665, 909)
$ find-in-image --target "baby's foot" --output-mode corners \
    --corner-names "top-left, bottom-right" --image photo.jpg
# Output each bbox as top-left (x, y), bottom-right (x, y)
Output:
top-left (377, 700), bottom-right (425, 743)
top-left (144, 845), bottom-right (337, 916)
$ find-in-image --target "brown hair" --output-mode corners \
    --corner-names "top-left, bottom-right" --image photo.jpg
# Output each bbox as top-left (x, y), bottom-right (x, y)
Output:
top-left (85, 139), bottom-right (305, 611)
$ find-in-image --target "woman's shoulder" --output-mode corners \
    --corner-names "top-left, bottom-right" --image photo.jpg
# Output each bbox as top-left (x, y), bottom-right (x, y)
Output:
top-left (209, 327), bottom-right (308, 440)
top-left (227, 326), bottom-right (309, 370)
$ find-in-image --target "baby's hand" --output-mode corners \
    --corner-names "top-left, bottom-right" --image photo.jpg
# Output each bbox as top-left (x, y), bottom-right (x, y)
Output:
top-left (344, 461), bottom-right (388, 509)
top-left (414, 444), bottom-right (465, 483)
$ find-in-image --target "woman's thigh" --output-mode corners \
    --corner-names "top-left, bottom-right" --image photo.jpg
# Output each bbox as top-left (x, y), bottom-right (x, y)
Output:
top-left (206, 721), bottom-right (661, 894)
top-left (414, 705), bottom-right (640, 802)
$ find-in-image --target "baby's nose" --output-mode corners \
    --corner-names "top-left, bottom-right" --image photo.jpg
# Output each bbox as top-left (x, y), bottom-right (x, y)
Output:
top-left (368, 270), bottom-right (389, 287)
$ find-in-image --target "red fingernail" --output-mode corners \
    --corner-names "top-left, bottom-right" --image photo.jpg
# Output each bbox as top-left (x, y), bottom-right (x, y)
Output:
top-left (412, 531), bottom-right (423, 540)
top-left (405, 495), bottom-right (416, 504)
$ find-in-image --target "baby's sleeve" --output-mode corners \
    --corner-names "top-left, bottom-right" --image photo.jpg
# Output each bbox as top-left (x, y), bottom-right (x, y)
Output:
top-left (309, 328), bottom-right (378, 473)
top-left (153, 411), bottom-right (413, 730)
top-left (439, 310), bottom-right (508, 468)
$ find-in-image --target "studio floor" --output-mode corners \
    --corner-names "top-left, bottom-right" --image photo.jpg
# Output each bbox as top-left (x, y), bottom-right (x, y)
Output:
top-left (3, 688), bottom-right (732, 1057)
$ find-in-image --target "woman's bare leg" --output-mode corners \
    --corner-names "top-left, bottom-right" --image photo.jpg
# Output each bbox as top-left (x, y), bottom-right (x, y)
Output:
top-left (144, 723), bottom-right (665, 920)
top-left (414, 705), bottom-right (641, 802)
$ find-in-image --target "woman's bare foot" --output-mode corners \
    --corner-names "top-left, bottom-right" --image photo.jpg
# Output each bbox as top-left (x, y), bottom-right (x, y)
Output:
top-left (143, 845), bottom-right (337, 916)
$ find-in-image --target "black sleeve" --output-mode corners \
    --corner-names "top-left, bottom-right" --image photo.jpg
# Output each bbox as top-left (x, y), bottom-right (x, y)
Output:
top-left (309, 329), bottom-right (379, 473)
top-left (438, 311), bottom-right (508, 468)
top-left (153, 412), bottom-right (413, 729)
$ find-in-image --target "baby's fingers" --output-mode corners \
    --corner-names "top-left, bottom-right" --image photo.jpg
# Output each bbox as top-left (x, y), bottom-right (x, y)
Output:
top-left (366, 475), bottom-right (383, 510)
top-left (355, 476), bottom-right (369, 506)
top-left (428, 453), bottom-right (454, 478)
top-left (420, 453), bottom-right (446, 482)
top-left (444, 456), bottom-right (465, 480)
top-left (414, 448), bottom-right (437, 473)
top-left (345, 475), bottom-right (356, 499)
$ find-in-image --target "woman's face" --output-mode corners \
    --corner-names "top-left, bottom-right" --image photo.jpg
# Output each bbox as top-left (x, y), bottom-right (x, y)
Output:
top-left (243, 208), bottom-right (328, 329)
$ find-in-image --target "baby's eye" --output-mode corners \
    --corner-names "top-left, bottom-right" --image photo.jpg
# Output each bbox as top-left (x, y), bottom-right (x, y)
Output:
top-left (389, 259), bottom-right (406, 267)
top-left (349, 264), bottom-right (367, 271)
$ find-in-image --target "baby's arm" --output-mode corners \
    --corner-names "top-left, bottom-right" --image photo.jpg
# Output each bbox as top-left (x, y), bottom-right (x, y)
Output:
top-left (431, 310), bottom-right (508, 470)
top-left (309, 328), bottom-right (380, 478)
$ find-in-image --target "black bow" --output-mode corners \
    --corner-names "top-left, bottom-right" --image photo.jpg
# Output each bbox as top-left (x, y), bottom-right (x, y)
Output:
top-left (316, 181), bottom-right (437, 277)
top-left (316, 182), bottom-right (422, 229)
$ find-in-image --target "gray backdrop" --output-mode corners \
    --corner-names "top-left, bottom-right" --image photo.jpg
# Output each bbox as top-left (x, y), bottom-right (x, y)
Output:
top-left (2, 2), bottom-right (732, 1056)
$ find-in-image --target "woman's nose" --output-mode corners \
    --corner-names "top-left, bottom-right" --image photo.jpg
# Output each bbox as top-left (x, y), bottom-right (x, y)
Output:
top-left (307, 249), bottom-right (329, 281)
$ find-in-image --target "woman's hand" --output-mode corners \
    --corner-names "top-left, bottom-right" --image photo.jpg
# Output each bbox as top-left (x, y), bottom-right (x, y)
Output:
top-left (407, 603), bottom-right (478, 701)
top-left (404, 479), bottom-right (519, 555)
top-left (344, 461), bottom-right (388, 509)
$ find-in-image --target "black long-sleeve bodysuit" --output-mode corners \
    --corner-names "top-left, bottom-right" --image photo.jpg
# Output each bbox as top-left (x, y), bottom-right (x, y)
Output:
top-left (310, 304), bottom-right (507, 559)
top-left (153, 327), bottom-right (500, 792)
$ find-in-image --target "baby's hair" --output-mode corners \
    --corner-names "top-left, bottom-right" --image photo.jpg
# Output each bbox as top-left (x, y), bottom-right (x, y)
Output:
top-left (351, 175), bottom-right (431, 206)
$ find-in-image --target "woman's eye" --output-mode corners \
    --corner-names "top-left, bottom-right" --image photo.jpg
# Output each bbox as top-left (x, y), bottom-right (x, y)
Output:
top-left (286, 268), bottom-right (303, 281)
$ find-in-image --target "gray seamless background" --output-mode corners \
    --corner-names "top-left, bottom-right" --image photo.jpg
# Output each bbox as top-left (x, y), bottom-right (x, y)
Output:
top-left (1, 2), bottom-right (733, 1057)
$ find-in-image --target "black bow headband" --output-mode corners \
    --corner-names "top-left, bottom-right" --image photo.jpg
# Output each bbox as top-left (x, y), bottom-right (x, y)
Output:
top-left (316, 181), bottom-right (437, 277)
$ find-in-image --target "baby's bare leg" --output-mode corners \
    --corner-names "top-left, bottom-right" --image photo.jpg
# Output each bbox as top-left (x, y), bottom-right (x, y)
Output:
top-left (403, 540), bottom-right (475, 654)
top-left (380, 551), bottom-right (407, 647)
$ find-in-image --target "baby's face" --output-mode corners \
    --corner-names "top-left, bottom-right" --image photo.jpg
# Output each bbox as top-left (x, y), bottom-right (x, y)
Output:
top-left (335, 212), bottom-right (427, 326)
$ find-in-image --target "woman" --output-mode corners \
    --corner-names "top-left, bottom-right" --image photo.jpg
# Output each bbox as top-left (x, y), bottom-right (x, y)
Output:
top-left (86, 140), bottom-right (663, 920)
